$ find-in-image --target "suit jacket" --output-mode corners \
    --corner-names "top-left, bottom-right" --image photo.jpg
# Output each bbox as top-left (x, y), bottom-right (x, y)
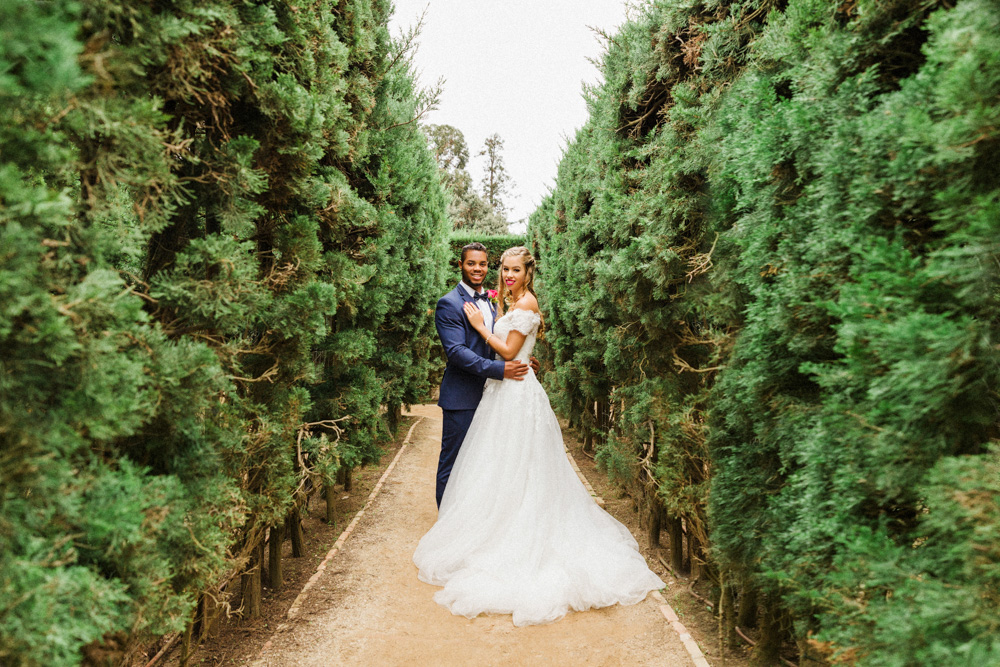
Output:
top-left (436, 283), bottom-right (505, 410)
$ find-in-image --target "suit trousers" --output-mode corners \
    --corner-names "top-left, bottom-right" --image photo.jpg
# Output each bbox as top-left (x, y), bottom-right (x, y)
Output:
top-left (437, 408), bottom-right (476, 507)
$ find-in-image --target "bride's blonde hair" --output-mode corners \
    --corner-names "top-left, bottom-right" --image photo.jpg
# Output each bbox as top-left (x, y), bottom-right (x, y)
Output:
top-left (496, 246), bottom-right (545, 338)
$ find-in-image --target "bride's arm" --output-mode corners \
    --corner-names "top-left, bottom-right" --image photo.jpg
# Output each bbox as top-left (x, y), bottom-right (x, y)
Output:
top-left (462, 303), bottom-right (527, 361)
top-left (437, 298), bottom-right (506, 379)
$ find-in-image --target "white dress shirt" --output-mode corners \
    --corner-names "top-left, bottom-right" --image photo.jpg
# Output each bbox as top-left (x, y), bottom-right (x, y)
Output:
top-left (459, 281), bottom-right (494, 332)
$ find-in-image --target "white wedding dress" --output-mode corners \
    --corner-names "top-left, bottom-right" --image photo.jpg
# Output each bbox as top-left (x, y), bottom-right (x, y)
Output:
top-left (413, 308), bottom-right (664, 626)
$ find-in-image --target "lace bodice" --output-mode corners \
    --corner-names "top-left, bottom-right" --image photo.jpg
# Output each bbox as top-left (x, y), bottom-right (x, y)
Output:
top-left (492, 308), bottom-right (541, 363)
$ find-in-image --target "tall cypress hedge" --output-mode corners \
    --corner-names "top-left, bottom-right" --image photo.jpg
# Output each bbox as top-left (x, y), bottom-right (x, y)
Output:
top-left (0, 0), bottom-right (447, 664)
top-left (530, 1), bottom-right (999, 664)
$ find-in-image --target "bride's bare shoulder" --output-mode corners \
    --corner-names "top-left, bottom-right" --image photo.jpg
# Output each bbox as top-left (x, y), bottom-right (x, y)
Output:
top-left (512, 293), bottom-right (539, 313)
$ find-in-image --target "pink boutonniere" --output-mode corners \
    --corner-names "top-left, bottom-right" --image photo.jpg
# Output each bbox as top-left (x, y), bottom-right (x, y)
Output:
top-left (487, 289), bottom-right (498, 305)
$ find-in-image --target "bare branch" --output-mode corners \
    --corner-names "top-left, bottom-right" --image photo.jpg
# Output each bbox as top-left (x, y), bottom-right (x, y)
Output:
top-left (386, 4), bottom-right (429, 75)
top-left (382, 76), bottom-right (443, 132)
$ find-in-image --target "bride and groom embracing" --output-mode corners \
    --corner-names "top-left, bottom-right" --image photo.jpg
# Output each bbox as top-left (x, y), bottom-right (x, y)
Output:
top-left (413, 242), bottom-right (663, 627)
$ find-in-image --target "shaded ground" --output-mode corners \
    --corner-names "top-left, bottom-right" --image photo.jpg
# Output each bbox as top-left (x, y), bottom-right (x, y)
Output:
top-left (162, 417), bottom-right (416, 667)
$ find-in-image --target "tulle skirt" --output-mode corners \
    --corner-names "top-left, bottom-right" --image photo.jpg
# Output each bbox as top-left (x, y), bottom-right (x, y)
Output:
top-left (413, 372), bottom-right (664, 627)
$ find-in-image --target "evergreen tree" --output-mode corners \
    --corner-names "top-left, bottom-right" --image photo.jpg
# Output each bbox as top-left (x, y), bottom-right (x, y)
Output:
top-left (0, 0), bottom-right (448, 663)
top-left (531, 1), bottom-right (1000, 663)
top-left (426, 123), bottom-right (470, 188)
top-left (478, 132), bottom-right (514, 221)
top-left (451, 182), bottom-right (509, 235)
top-left (425, 124), bottom-right (508, 234)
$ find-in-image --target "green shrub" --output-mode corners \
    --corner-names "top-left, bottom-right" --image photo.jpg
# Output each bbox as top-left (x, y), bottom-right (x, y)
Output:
top-left (531, 0), bottom-right (1000, 663)
top-left (0, 0), bottom-right (447, 663)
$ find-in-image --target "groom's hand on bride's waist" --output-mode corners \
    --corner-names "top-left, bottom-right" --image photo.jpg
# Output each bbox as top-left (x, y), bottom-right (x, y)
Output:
top-left (529, 356), bottom-right (540, 374)
top-left (503, 360), bottom-right (529, 381)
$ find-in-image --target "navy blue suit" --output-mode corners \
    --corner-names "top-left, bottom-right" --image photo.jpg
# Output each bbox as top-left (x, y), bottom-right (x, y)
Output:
top-left (435, 283), bottom-right (505, 506)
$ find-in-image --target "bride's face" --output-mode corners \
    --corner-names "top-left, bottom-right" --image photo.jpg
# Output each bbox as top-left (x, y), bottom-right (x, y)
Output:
top-left (501, 257), bottom-right (526, 294)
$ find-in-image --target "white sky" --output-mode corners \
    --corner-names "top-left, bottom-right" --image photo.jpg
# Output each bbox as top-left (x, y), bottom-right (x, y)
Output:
top-left (388, 0), bottom-right (631, 232)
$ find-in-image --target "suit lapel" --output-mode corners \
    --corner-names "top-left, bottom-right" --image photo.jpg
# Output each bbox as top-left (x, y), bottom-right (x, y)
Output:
top-left (455, 283), bottom-right (470, 303)
top-left (455, 284), bottom-right (475, 334)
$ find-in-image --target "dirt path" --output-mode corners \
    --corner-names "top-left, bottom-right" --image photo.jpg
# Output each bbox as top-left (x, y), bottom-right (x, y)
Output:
top-left (251, 405), bottom-right (695, 666)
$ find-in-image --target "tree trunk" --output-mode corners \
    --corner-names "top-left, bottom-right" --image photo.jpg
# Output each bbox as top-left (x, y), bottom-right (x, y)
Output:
top-left (287, 507), bottom-right (303, 558)
top-left (178, 614), bottom-right (194, 667)
top-left (648, 500), bottom-right (662, 550)
top-left (737, 579), bottom-right (759, 628)
top-left (688, 529), bottom-right (702, 579)
top-left (325, 483), bottom-right (337, 525)
top-left (260, 539), bottom-right (270, 589)
top-left (720, 579), bottom-right (738, 651)
top-left (143, 154), bottom-right (201, 282)
top-left (668, 515), bottom-right (685, 573)
top-left (205, 207), bottom-right (221, 237)
top-left (268, 523), bottom-right (283, 591)
top-left (343, 465), bottom-right (353, 492)
top-left (241, 541), bottom-right (262, 618)
top-left (387, 402), bottom-right (402, 434)
top-left (199, 590), bottom-right (221, 641)
top-left (595, 399), bottom-right (609, 447)
top-left (751, 593), bottom-right (782, 666)
top-left (568, 395), bottom-right (579, 430)
top-left (337, 466), bottom-right (346, 486)
top-left (190, 594), bottom-right (205, 644)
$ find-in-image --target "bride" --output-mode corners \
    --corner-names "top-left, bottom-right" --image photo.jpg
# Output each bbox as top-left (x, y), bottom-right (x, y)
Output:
top-left (413, 246), bottom-right (664, 627)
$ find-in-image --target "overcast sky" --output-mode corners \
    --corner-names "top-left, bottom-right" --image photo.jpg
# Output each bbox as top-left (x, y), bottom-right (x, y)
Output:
top-left (388, 0), bottom-right (631, 232)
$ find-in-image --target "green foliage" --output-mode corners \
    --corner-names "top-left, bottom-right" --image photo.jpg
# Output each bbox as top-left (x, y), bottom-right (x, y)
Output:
top-left (0, 0), bottom-right (448, 663)
top-left (531, 0), bottom-right (1000, 663)
top-left (425, 124), bottom-right (509, 234)
top-left (477, 132), bottom-right (514, 223)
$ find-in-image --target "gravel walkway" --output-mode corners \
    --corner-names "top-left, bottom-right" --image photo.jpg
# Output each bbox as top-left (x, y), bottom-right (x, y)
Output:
top-left (252, 404), bottom-right (694, 666)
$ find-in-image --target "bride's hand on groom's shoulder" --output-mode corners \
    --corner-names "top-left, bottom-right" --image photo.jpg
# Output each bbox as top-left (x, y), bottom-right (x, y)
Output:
top-left (462, 302), bottom-right (485, 330)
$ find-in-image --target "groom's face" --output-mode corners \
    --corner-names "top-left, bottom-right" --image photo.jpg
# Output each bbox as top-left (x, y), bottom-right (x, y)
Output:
top-left (461, 250), bottom-right (489, 290)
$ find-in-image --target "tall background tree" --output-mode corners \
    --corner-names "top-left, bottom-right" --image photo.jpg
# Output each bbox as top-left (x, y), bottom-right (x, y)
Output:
top-left (426, 123), bottom-right (470, 189)
top-left (425, 124), bottom-right (510, 234)
top-left (478, 132), bottom-right (514, 223)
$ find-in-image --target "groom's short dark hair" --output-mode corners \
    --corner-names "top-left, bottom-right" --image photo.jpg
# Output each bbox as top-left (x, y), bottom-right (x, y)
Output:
top-left (460, 242), bottom-right (488, 262)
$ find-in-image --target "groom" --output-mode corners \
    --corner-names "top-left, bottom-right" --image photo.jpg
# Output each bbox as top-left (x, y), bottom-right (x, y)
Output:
top-left (434, 242), bottom-right (537, 507)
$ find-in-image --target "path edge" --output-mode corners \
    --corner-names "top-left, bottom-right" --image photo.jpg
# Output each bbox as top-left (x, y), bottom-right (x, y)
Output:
top-left (564, 444), bottom-right (711, 667)
top-left (252, 415), bottom-right (425, 665)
